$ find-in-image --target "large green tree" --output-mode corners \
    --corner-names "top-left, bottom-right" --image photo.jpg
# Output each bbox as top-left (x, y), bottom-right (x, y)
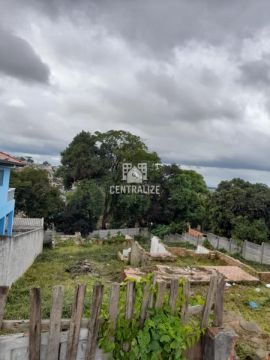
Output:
top-left (10, 168), bottom-right (64, 228)
top-left (148, 165), bottom-right (209, 228)
top-left (55, 180), bottom-right (104, 236)
top-left (207, 178), bottom-right (270, 241)
top-left (60, 130), bottom-right (160, 228)
top-left (231, 216), bottom-right (269, 244)
top-left (60, 131), bottom-right (105, 188)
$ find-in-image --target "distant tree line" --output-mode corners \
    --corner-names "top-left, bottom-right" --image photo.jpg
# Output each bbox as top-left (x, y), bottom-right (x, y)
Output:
top-left (10, 130), bottom-right (270, 244)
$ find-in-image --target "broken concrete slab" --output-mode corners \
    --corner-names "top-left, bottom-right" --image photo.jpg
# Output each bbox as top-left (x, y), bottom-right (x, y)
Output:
top-left (203, 266), bottom-right (259, 283)
top-left (130, 241), bottom-right (148, 266)
top-left (123, 265), bottom-right (215, 284)
top-left (150, 236), bottom-right (176, 261)
top-left (118, 247), bottom-right (131, 263)
top-left (123, 264), bottom-right (259, 284)
top-left (195, 245), bottom-right (210, 254)
top-left (239, 320), bottom-right (261, 334)
top-left (150, 236), bottom-right (170, 255)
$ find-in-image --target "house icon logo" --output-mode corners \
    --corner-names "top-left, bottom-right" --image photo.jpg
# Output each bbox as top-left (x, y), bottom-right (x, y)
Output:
top-left (122, 163), bottom-right (147, 184)
top-left (110, 162), bottom-right (159, 194)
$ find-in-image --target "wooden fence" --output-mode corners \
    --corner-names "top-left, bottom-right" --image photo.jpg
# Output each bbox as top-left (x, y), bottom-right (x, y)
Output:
top-left (0, 273), bottom-right (225, 360)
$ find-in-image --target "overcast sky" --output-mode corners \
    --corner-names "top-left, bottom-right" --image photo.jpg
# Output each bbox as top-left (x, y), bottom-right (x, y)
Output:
top-left (1, 0), bottom-right (270, 186)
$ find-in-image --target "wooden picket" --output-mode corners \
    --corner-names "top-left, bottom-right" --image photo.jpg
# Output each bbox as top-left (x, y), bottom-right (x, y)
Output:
top-left (29, 288), bottom-right (41, 360)
top-left (0, 274), bottom-right (225, 360)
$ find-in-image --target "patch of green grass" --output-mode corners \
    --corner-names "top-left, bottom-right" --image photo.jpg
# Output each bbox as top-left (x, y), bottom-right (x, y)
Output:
top-left (235, 342), bottom-right (257, 360)
top-left (165, 241), bottom-right (196, 250)
top-left (4, 240), bottom-right (126, 320)
top-left (224, 283), bottom-right (270, 333)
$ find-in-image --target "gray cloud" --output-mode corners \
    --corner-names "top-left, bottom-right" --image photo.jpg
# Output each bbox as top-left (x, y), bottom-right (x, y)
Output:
top-left (136, 69), bottom-right (242, 122)
top-left (0, 0), bottom-right (270, 186)
top-left (6, 0), bottom-right (270, 54)
top-left (0, 27), bottom-right (50, 83)
top-left (240, 56), bottom-right (270, 88)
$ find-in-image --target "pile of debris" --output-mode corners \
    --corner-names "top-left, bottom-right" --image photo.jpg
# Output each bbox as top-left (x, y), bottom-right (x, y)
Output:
top-left (66, 260), bottom-right (99, 277)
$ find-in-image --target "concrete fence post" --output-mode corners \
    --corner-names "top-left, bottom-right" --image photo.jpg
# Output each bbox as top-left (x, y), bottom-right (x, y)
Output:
top-left (261, 242), bottom-right (265, 264)
top-left (216, 236), bottom-right (220, 250)
top-left (242, 240), bottom-right (247, 259)
top-left (203, 328), bottom-right (237, 360)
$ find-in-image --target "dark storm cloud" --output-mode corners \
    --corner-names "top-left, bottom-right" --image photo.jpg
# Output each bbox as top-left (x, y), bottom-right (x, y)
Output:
top-left (1, 0), bottom-right (270, 185)
top-left (7, 0), bottom-right (270, 53)
top-left (240, 56), bottom-right (270, 88)
top-left (0, 27), bottom-right (50, 83)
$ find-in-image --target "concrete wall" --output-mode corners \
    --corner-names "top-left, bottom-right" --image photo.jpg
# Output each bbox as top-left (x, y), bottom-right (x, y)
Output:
top-left (0, 228), bottom-right (44, 286)
top-left (164, 232), bottom-right (270, 266)
top-left (90, 227), bottom-right (147, 239)
top-left (13, 217), bottom-right (44, 230)
top-left (0, 330), bottom-right (108, 360)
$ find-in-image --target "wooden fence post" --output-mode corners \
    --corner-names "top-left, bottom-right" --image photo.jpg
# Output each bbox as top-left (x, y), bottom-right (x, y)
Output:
top-left (139, 282), bottom-right (151, 328)
top-left (169, 279), bottom-right (179, 315)
top-left (66, 284), bottom-right (86, 360)
top-left (201, 274), bottom-right (218, 329)
top-left (29, 288), bottom-right (41, 360)
top-left (181, 280), bottom-right (190, 325)
top-left (123, 281), bottom-right (135, 352)
top-left (213, 275), bottom-right (225, 327)
top-left (46, 286), bottom-right (64, 360)
top-left (85, 283), bottom-right (104, 360)
top-left (148, 276), bottom-right (157, 309)
top-left (0, 286), bottom-right (8, 329)
top-left (108, 283), bottom-right (120, 340)
top-left (155, 281), bottom-right (166, 309)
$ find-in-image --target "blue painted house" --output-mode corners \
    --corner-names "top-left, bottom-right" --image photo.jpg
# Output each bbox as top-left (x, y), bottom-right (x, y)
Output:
top-left (0, 152), bottom-right (25, 236)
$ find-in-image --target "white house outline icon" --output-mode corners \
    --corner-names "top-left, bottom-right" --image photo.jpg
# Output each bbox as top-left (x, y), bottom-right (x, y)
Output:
top-left (122, 163), bottom-right (147, 184)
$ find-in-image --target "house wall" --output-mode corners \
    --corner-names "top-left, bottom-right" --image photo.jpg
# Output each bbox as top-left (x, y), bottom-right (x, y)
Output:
top-left (0, 228), bottom-right (44, 286)
top-left (0, 166), bottom-right (10, 203)
top-left (0, 166), bottom-right (15, 236)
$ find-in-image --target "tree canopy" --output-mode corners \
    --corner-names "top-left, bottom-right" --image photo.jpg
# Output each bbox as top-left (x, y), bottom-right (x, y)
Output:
top-left (10, 167), bottom-right (64, 228)
top-left (207, 178), bottom-right (270, 243)
top-left (13, 130), bottom-right (270, 244)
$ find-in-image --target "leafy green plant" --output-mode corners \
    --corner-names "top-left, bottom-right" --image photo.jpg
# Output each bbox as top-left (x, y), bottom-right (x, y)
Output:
top-left (99, 275), bottom-right (203, 359)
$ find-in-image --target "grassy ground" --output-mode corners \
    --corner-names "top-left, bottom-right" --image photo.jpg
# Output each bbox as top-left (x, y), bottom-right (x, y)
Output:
top-left (4, 239), bottom-right (270, 338)
top-left (4, 239), bottom-right (225, 320)
top-left (224, 283), bottom-right (270, 334)
top-left (4, 240), bottom-right (126, 320)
